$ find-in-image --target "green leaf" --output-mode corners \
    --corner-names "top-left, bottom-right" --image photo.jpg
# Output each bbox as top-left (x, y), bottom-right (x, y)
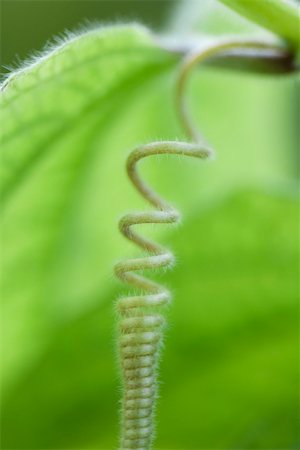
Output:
top-left (0, 24), bottom-right (178, 390)
top-left (2, 189), bottom-right (298, 449)
top-left (1, 21), bottom-right (295, 398)
top-left (160, 189), bottom-right (298, 449)
top-left (218, 0), bottom-right (300, 48)
top-left (1, 20), bottom-right (298, 450)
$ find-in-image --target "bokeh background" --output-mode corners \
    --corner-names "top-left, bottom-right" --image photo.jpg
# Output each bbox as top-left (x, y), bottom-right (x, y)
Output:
top-left (1, 1), bottom-right (299, 449)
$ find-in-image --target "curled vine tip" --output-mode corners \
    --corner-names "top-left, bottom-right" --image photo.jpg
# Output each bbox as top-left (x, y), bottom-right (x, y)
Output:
top-left (114, 141), bottom-right (212, 450)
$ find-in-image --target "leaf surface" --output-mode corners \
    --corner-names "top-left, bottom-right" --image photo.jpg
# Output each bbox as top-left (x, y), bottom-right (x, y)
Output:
top-left (1, 22), bottom-right (298, 450)
top-left (2, 190), bottom-right (298, 449)
top-left (1, 24), bottom-right (178, 388)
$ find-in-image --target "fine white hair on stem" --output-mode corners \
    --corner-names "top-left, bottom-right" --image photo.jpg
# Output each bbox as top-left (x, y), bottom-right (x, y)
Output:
top-left (115, 37), bottom-right (289, 450)
top-left (114, 141), bottom-right (210, 450)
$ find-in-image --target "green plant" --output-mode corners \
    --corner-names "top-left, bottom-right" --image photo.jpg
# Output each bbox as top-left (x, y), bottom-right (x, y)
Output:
top-left (114, 35), bottom-right (296, 448)
top-left (1, 1), bottom-right (299, 449)
top-left (115, 141), bottom-right (210, 448)
top-left (219, 0), bottom-right (300, 47)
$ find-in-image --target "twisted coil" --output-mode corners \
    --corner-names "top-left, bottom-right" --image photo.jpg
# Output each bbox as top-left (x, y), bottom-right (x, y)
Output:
top-left (114, 142), bottom-right (210, 450)
top-left (114, 38), bottom-right (287, 450)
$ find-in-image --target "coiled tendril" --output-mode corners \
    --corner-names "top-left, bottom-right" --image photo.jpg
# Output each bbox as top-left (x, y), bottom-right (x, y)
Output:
top-left (114, 38), bottom-right (289, 450)
top-left (114, 141), bottom-right (210, 450)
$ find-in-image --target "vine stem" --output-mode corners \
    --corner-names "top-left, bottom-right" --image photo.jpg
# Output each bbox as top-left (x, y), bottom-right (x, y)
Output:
top-left (175, 37), bottom-right (296, 141)
top-left (114, 141), bottom-right (211, 450)
top-left (218, 0), bottom-right (300, 49)
top-left (114, 37), bottom-right (292, 450)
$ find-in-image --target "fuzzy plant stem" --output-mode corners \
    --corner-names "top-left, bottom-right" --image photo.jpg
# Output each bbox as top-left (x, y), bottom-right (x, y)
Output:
top-left (114, 37), bottom-right (290, 450)
top-left (114, 141), bottom-right (211, 450)
top-left (176, 37), bottom-right (293, 142)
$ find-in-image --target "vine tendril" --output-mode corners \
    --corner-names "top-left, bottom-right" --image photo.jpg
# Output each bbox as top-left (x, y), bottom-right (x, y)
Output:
top-left (114, 141), bottom-right (211, 450)
top-left (114, 37), bottom-right (288, 450)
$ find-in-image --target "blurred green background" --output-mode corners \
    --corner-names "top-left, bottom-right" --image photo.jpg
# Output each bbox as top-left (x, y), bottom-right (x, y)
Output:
top-left (1, 1), bottom-right (299, 449)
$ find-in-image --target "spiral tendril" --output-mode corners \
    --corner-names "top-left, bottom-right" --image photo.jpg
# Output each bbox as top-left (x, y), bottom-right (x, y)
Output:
top-left (114, 38), bottom-right (286, 450)
top-left (114, 141), bottom-right (210, 450)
